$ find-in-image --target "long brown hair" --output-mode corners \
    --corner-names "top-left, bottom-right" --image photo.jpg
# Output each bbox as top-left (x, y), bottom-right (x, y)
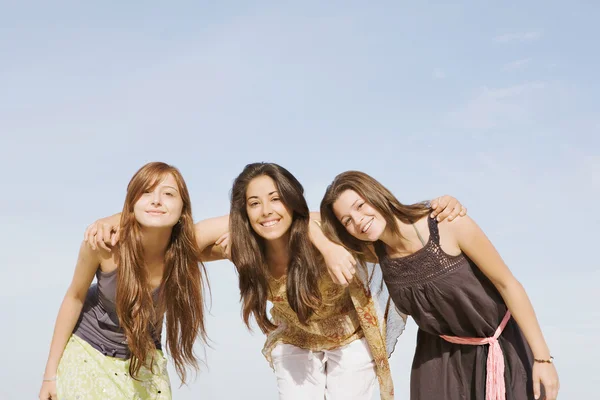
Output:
top-left (116, 162), bottom-right (207, 383)
top-left (230, 163), bottom-right (323, 334)
top-left (320, 170), bottom-right (430, 262)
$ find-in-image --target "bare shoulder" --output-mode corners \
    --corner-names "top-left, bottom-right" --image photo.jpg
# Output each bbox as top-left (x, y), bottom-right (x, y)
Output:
top-left (437, 215), bottom-right (479, 239)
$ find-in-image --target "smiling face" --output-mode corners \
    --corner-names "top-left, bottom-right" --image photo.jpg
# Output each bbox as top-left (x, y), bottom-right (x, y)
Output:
top-left (245, 175), bottom-right (293, 241)
top-left (133, 173), bottom-right (183, 229)
top-left (332, 189), bottom-right (387, 242)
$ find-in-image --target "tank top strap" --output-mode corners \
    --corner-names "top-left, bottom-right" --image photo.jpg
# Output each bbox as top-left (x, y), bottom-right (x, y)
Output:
top-left (427, 216), bottom-right (441, 244)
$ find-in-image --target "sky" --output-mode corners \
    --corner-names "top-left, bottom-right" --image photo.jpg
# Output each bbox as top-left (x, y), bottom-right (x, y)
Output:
top-left (0, 1), bottom-right (598, 398)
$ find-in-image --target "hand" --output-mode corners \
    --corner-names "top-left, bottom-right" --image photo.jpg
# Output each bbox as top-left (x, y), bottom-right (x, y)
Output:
top-left (39, 380), bottom-right (57, 399)
top-left (533, 362), bottom-right (559, 400)
top-left (215, 232), bottom-right (231, 261)
top-left (430, 195), bottom-right (467, 222)
top-left (322, 243), bottom-right (357, 286)
top-left (84, 217), bottom-right (120, 252)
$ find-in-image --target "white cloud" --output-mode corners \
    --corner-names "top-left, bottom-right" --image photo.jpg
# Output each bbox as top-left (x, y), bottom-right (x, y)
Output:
top-left (503, 58), bottom-right (532, 71)
top-left (432, 68), bottom-right (446, 79)
top-left (494, 31), bottom-right (542, 43)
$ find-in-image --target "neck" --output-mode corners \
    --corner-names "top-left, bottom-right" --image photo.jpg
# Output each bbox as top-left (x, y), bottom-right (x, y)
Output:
top-left (264, 232), bottom-right (291, 270)
top-left (378, 217), bottom-right (412, 252)
top-left (140, 227), bottom-right (172, 266)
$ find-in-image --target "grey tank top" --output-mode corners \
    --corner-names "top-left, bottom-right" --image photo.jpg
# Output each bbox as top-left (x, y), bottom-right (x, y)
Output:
top-left (73, 268), bottom-right (163, 359)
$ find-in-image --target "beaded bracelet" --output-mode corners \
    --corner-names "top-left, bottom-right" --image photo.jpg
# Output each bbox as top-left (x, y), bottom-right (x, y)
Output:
top-left (533, 356), bottom-right (554, 364)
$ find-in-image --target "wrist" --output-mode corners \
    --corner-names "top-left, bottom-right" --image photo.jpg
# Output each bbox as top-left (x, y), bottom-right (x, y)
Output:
top-left (533, 355), bottom-right (554, 364)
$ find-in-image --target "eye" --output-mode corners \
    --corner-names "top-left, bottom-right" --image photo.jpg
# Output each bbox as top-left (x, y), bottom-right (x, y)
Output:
top-left (342, 218), bottom-right (351, 227)
top-left (271, 197), bottom-right (280, 202)
top-left (249, 201), bottom-right (259, 207)
top-left (357, 202), bottom-right (364, 210)
top-left (165, 192), bottom-right (174, 197)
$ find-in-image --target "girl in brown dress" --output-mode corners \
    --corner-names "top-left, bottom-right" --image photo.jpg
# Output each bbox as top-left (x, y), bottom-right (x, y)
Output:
top-left (319, 171), bottom-right (559, 400)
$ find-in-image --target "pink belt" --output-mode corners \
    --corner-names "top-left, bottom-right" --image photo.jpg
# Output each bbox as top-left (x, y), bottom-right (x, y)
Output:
top-left (440, 311), bottom-right (511, 400)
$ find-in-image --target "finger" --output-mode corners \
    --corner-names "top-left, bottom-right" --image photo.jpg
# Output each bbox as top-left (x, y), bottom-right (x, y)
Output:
top-left (346, 258), bottom-right (357, 274)
top-left (89, 227), bottom-right (98, 250)
top-left (97, 230), bottom-right (112, 252)
top-left (327, 269), bottom-right (343, 286)
top-left (430, 198), bottom-right (439, 210)
top-left (431, 196), bottom-right (449, 217)
top-left (429, 198), bottom-right (440, 217)
top-left (85, 225), bottom-right (97, 244)
top-left (460, 206), bottom-right (467, 217)
top-left (533, 377), bottom-right (541, 399)
top-left (447, 204), bottom-right (463, 221)
top-left (341, 266), bottom-right (354, 283)
top-left (98, 224), bottom-right (112, 252)
top-left (436, 204), bottom-right (454, 222)
top-left (335, 269), bottom-right (349, 286)
top-left (111, 229), bottom-right (120, 247)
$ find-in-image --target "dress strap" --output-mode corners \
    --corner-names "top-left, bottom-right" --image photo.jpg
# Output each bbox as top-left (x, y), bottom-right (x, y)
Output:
top-left (427, 216), bottom-right (441, 244)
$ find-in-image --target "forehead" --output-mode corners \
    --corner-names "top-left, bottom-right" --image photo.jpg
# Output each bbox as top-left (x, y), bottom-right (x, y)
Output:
top-left (333, 189), bottom-right (363, 217)
top-left (246, 175), bottom-right (277, 198)
top-left (148, 172), bottom-right (179, 190)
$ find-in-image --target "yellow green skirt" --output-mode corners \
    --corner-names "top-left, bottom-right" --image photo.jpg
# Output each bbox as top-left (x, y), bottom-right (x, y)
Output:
top-left (57, 335), bottom-right (171, 400)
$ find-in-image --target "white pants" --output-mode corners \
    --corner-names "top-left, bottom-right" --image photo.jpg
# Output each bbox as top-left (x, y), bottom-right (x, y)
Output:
top-left (270, 338), bottom-right (377, 400)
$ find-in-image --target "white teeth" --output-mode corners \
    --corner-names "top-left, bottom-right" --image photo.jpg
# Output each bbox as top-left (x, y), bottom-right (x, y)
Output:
top-left (362, 219), bottom-right (373, 233)
top-left (261, 220), bottom-right (279, 227)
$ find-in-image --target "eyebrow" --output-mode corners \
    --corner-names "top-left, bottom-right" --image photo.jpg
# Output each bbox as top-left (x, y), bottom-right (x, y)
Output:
top-left (247, 191), bottom-right (279, 201)
top-left (161, 185), bottom-right (179, 192)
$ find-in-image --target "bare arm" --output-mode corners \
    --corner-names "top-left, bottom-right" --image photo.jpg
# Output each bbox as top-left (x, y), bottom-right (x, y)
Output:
top-left (309, 212), bottom-right (357, 286)
top-left (84, 213), bottom-right (231, 262)
top-left (194, 215), bottom-right (230, 262)
top-left (39, 242), bottom-right (102, 399)
top-left (449, 216), bottom-right (559, 399)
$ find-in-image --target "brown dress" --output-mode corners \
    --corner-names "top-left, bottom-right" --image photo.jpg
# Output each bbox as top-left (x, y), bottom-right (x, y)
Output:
top-left (374, 217), bottom-right (538, 400)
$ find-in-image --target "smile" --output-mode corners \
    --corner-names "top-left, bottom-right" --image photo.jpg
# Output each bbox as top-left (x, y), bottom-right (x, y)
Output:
top-left (260, 219), bottom-right (280, 227)
top-left (146, 211), bottom-right (166, 215)
top-left (361, 218), bottom-right (374, 233)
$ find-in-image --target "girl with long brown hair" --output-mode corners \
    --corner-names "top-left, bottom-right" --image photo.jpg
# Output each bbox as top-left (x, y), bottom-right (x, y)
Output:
top-left (84, 162), bottom-right (464, 399)
top-left (319, 170), bottom-right (560, 400)
top-left (39, 162), bottom-right (209, 400)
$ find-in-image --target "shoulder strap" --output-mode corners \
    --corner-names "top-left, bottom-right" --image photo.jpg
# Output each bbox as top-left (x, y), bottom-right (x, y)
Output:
top-left (427, 216), bottom-right (440, 244)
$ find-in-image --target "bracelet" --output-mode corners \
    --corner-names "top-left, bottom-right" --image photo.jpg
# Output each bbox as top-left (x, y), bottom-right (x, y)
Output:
top-left (43, 376), bottom-right (57, 382)
top-left (533, 356), bottom-right (554, 364)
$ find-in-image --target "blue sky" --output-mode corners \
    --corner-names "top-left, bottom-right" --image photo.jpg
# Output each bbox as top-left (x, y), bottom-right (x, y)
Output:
top-left (1, 1), bottom-right (598, 398)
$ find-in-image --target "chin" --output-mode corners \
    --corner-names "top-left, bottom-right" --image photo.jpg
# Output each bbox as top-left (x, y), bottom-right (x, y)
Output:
top-left (255, 229), bottom-right (284, 241)
top-left (138, 220), bottom-right (177, 229)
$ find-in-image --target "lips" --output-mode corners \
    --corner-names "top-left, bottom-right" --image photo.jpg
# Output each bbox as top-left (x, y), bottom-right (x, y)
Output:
top-left (146, 210), bottom-right (166, 215)
top-left (361, 218), bottom-right (374, 233)
top-left (260, 219), bottom-right (280, 227)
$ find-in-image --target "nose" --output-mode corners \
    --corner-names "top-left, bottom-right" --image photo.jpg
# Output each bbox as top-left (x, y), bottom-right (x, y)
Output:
top-left (151, 190), bottom-right (162, 206)
top-left (351, 211), bottom-right (363, 226)
top-left (261, 202), bottom-right (273, 216)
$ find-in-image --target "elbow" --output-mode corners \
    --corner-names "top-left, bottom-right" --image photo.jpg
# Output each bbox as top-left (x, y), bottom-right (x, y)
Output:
top-left (495, 276), bottom-right (523, 296)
